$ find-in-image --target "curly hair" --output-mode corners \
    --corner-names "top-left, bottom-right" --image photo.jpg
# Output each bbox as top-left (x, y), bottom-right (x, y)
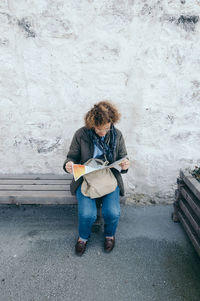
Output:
top-left (84, 101), bottom-right (121, 128)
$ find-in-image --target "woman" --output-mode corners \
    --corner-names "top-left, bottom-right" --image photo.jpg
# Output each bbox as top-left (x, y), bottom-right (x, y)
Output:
top-left (63, 101), bottom-right (130, 256)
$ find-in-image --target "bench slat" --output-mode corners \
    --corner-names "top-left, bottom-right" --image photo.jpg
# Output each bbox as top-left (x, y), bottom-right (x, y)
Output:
top-left (0, 179), bottom-right (71, 185)
top-left (0, 174), bottom-right (72, 180)
top-left (0, 195), bottom-right (77, 205)
top-left (179, 199), bottom-right (200, 237)
top-left (0, 185), bottom-right (70, 191)
top-left (0, 190), bottom-right (72, 197)
top-left (178, 210), bottom-right (200, 257)
top-left (180, 186), bottom-right (200, 220)
top-left (180, 170), bottom-right (200, 201)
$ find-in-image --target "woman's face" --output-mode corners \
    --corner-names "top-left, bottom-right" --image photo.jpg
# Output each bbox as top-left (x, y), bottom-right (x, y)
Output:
top-left (94, 122), bottom-right (111, 137)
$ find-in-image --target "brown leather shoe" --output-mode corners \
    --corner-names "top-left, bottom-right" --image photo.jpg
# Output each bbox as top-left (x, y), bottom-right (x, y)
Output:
top-left (75, 239), bottom-right (87, 256)
top-left (104, 237), bottom-right (115, 253)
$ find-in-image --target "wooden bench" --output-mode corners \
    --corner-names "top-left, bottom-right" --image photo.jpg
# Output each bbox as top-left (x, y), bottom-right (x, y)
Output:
top-left (0, 174), bottom-right (125, 232)
top-left (0, 174), bottom-right (76, 205)
top-left (172, 169), bottom-right (200, 257)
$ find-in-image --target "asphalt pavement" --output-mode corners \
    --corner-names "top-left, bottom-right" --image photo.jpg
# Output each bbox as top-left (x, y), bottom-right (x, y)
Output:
top-left (0, 204), bottom-right (199, 301)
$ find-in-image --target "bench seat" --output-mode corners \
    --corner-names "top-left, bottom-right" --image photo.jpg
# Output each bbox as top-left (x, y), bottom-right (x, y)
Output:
top-left (0, 174), bottom-right (76, 205)
top-left (0, 174), bottom-right (125, 205)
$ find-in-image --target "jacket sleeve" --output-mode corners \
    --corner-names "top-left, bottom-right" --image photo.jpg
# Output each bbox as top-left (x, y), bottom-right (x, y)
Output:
top-left (118, 132), bottom-right (129, 174)
top-left (63, 130), bottom-right (81, 173)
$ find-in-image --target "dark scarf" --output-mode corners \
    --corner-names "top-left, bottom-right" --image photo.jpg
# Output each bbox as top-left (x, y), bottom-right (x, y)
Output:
top-left (88, 124), bottom-right (117, 163)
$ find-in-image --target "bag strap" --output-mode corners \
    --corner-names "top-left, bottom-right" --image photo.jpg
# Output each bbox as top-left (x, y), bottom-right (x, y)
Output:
top-left (84, 158), bottom-right (109, 167)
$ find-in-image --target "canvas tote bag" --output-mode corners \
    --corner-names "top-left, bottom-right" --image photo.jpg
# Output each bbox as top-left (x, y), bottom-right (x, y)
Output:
top-left (81, 158), bottom-right (117, 198)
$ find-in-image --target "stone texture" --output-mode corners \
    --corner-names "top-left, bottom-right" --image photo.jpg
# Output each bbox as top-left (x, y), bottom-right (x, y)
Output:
top-left (0, 0), bottom-right (200, 203)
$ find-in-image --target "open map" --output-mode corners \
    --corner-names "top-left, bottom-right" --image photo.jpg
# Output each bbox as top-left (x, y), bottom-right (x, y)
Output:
top-left (72, 157), bottom-right (127, 181)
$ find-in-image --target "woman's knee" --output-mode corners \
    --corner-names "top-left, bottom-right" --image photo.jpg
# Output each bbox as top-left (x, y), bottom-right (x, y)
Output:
top-left (79, 209), bottom-right (97, 223)
top-left (103, 208), bottom-right (120, 221)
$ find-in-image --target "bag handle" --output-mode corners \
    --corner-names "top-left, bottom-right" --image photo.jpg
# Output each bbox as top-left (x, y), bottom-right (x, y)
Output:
top-left (84, 158), bottom-right (109, 167)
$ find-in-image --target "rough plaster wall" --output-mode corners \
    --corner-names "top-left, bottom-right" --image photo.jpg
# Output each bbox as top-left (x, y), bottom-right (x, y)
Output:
top-left (0, 0), bottom-right (200, 203)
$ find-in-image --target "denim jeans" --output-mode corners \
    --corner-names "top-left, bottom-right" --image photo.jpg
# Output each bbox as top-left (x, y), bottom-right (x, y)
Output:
top-left (75, 185), bottom-right (120, 240)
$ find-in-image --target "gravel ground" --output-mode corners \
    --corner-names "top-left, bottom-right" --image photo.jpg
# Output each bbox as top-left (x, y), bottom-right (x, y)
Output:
top-left (0, 204), bottom-right (199, 301)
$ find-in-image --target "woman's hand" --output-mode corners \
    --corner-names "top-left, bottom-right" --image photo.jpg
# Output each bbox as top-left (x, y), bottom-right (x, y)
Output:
top-left (119, 158), bottom-right (130, 170)
top-left (65, 161), bottom-right (74, 174)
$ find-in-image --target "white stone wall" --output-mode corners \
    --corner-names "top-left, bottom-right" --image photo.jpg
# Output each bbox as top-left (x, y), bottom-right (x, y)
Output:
top-left (0, 1), bottom-right (200, 203)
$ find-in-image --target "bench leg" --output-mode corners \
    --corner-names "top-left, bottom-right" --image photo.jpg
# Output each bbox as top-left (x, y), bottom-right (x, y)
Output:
top-left (172, 178), bottom-right (184, 223)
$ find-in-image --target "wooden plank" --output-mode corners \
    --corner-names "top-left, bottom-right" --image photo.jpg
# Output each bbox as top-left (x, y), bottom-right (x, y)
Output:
top-left (178, 210), bottom-right (200, 257)
top-left (179, 199), bottom-right (200, 238)
top-left (0, 174), bottom-right (73, 180)
top-left (0, 196), bottom-right (124, 205)
top-left (180, 169), bottom-right (200, 201)
top-left (0, 191), bottom-right (125, 204)
top-left (180, 186), bottom-right (200, 220)
top-left (0, 179), bottom-right (71, 185)
top-left (0, 185), bottom-right (70, 191)
top-left (0, 195), bottom-right (77, 205)
top-left (0, 190), bottom-right (72, 197)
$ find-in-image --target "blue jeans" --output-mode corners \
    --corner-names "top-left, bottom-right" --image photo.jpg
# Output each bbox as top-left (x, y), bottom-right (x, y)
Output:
top-left (76, 185), bottom-right (120, 240)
